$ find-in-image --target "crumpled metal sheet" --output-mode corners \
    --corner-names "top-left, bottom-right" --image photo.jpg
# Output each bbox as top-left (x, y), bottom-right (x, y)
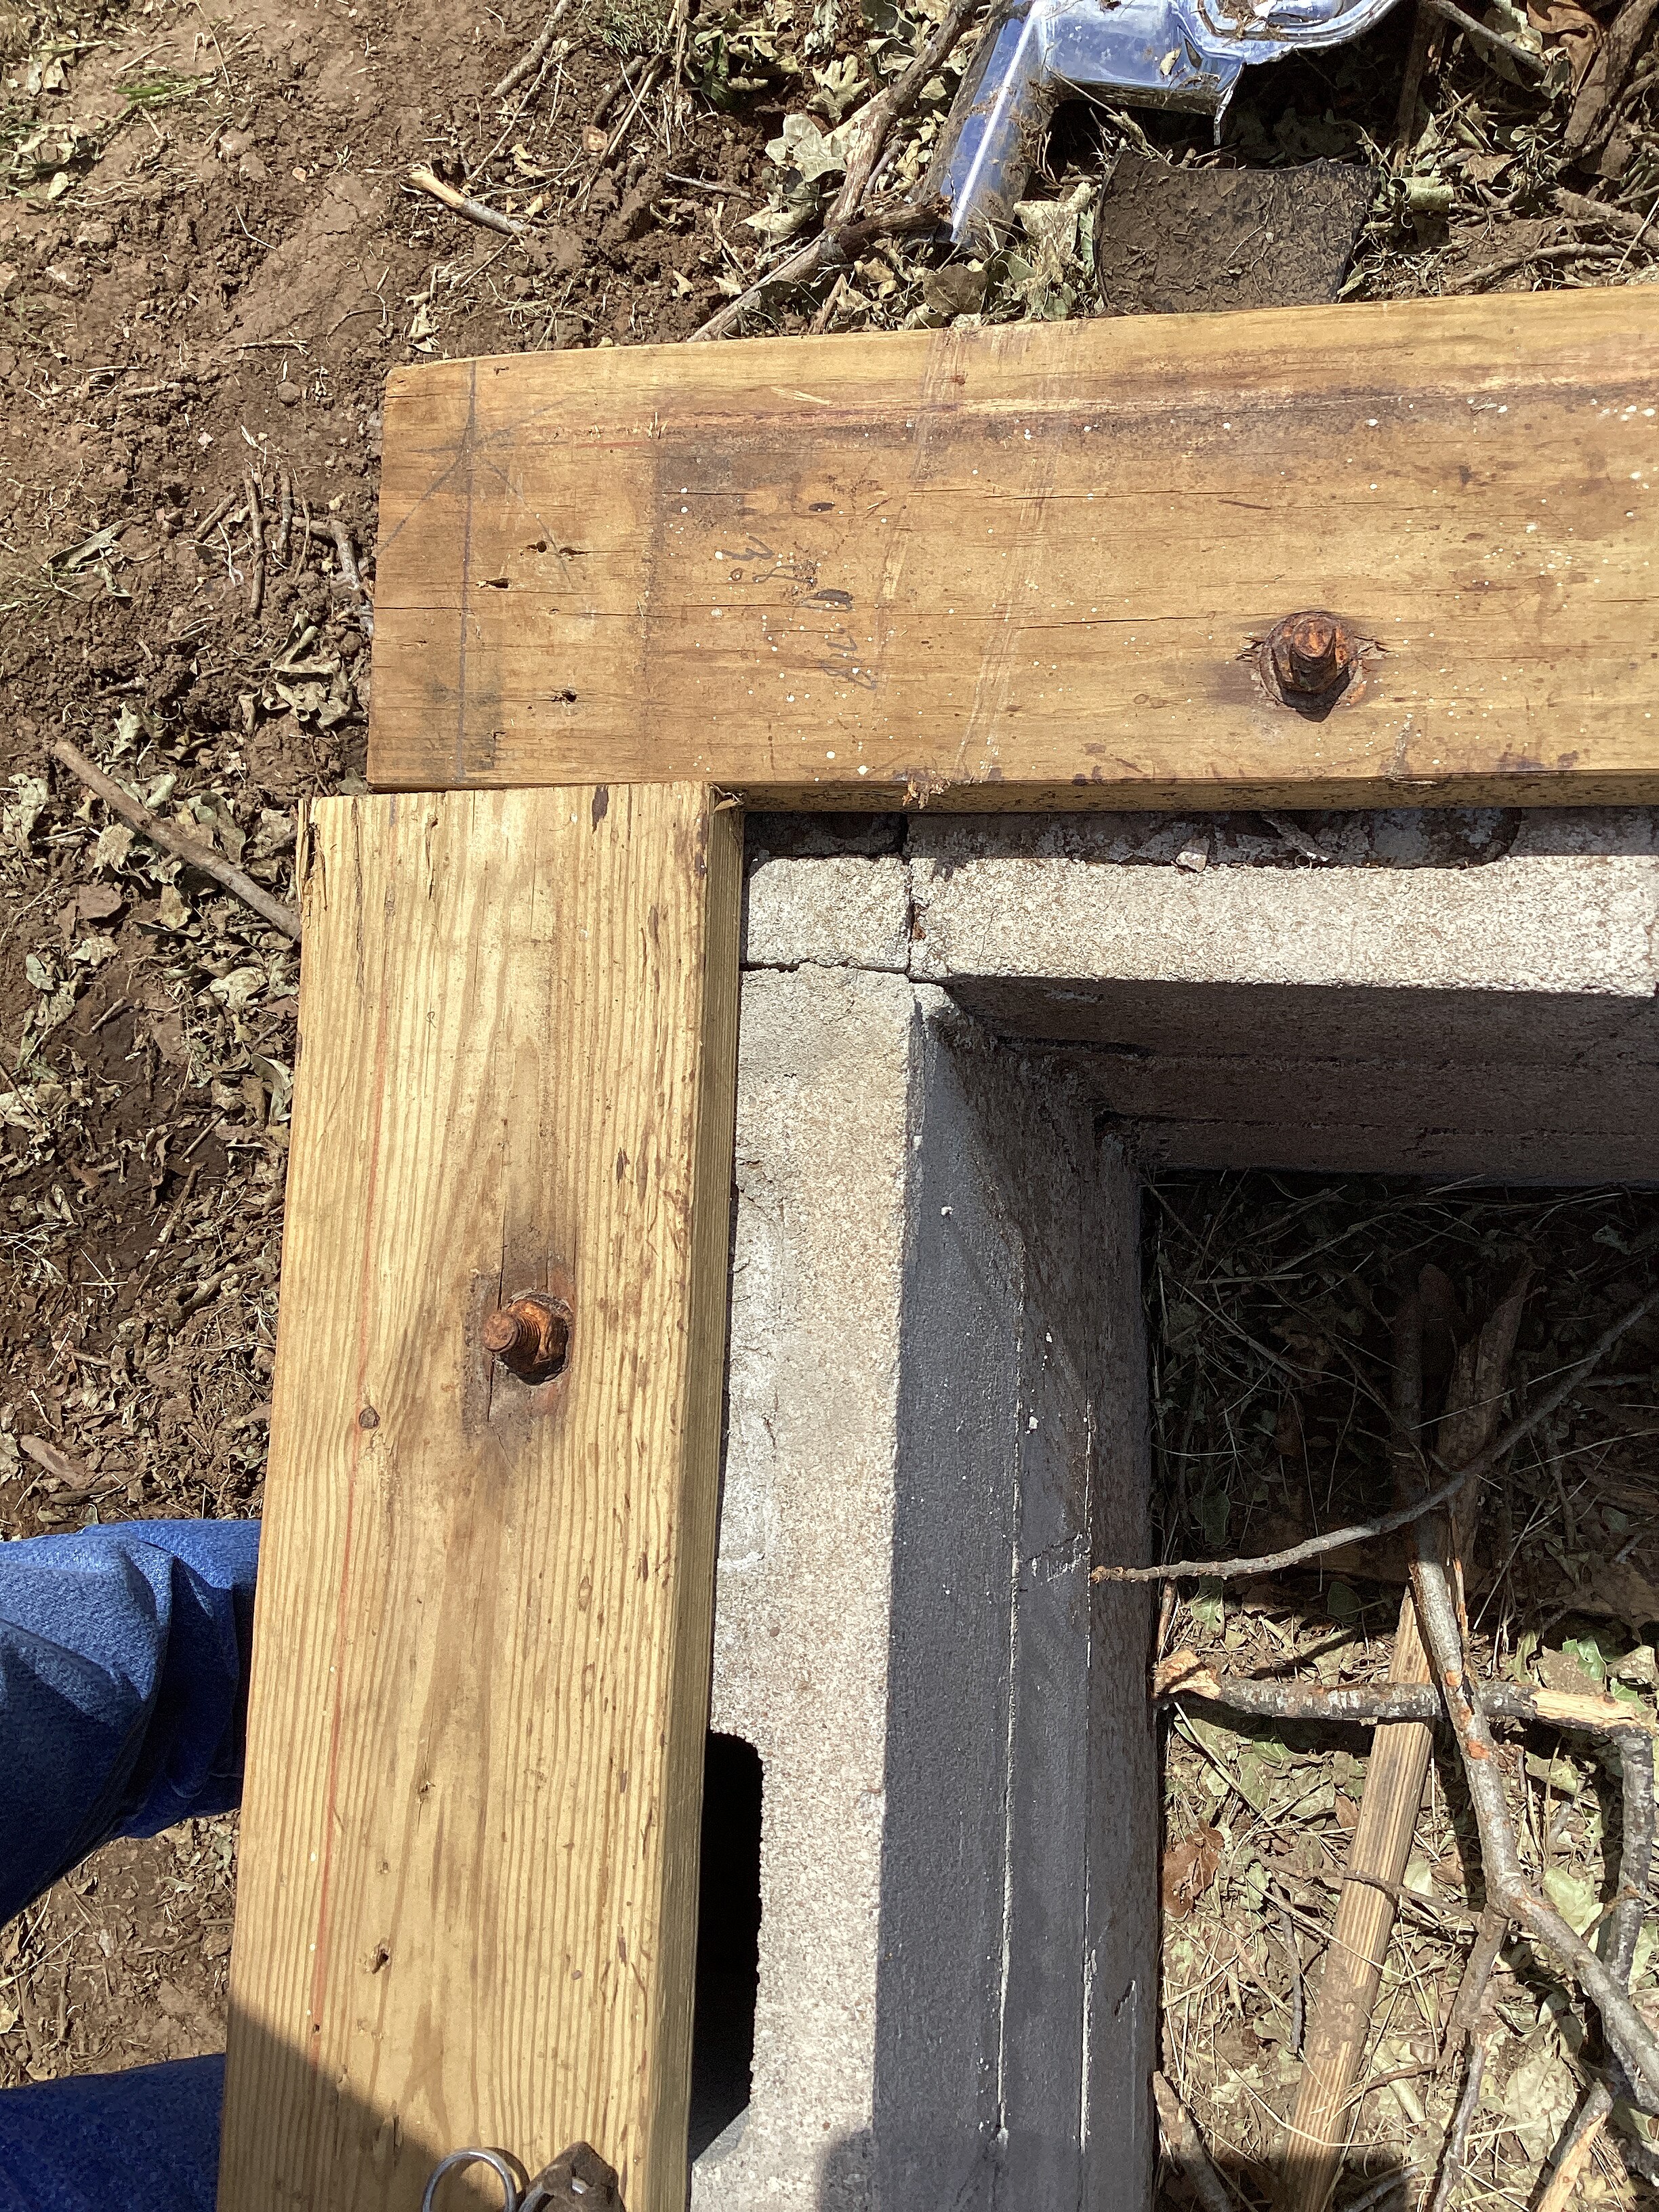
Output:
top-left (925, 0), bottom-right (1404, 241)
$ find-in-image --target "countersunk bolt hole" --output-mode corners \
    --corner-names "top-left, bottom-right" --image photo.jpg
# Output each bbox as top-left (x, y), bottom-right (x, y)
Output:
top-left (484, 1293), bottom-right (571, 1385)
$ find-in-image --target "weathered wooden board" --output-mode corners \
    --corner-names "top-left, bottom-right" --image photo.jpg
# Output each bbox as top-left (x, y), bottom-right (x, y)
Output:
top-left (219, 785), bottom-right (741, 2212)
top-left (367, 289), bottom-right (1659, 808)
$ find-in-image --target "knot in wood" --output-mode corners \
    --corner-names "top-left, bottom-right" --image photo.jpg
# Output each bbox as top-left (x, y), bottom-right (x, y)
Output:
top-left (483, 1292), bottom-right (571, 1383)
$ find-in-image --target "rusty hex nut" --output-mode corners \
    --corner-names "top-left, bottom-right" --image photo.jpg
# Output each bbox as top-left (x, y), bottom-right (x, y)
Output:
top-left (1266, 609), bottom-right (1357, 699)
top-left (483, 1292), bottom-right (571, 1382)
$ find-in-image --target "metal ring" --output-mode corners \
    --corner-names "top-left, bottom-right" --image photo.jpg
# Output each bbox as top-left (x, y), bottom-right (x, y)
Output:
top-left (421, 2148), bottom-right (527, 2212)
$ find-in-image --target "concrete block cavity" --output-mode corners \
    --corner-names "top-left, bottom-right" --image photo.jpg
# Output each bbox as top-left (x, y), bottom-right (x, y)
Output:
top-left (697, 967), bottom-right (1156, 2212)
top-left (700, 805), bottom-right (1659, 2212)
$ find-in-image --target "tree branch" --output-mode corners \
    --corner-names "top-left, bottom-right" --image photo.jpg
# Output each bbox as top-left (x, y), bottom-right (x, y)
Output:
top-left (1410, 1530), bottom-right (1659, 2109)
top-left (1095, 1282), bottom-right (1659, 1585)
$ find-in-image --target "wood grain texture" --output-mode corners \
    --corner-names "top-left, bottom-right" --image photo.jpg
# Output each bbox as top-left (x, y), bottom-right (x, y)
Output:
top-left (218, 784), bottom-right (741, 2212)
top-left (367, 290), bottom-right (1659, 808)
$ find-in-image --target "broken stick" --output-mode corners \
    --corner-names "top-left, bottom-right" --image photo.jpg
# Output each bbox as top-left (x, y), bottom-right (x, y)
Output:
top-left (407, 162), bottom-right (526, 239)
top-left (491, 0), bottom-right (573, 98)
top-left (51, 739), bottom-right (301, 943)
top-left (1286, 1284), bottom-right (1524, 2212)
top-left (245, 468), bottom-right (266, 620)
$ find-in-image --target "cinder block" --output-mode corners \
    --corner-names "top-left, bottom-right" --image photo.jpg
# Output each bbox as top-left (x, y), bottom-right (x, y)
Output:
top-left (743, 855), bottom-right (911, 972)
top-left (696, 967), bottom-right (1157, 2212)
top-left (905, 816), bottom-right (1659, 1178)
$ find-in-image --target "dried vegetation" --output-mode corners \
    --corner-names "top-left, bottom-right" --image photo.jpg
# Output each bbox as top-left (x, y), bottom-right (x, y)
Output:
top-left (1145, 1176), bottom-right (1659, 2212)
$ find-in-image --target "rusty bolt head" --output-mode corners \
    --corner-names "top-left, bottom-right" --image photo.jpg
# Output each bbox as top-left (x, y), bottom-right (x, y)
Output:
top-left (483, 1292), bottom-right (570, 1382)
top-left (1267, 609), bottom-right (1357, 699)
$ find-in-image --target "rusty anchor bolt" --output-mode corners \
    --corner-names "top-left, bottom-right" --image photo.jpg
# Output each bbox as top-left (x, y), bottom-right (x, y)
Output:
top-left (1265, 609), bottom-right (1358, 702)
top-left (483, 1292), bottom-right (570, 1384)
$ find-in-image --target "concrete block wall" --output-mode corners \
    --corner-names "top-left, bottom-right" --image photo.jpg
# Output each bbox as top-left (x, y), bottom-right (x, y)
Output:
top-left (697, 956), bottom-right (1156, 2212)
top-left (697, 806), bottom-right (1659, 2212)
top-left (905, 808), bottom-right (1659, 1179)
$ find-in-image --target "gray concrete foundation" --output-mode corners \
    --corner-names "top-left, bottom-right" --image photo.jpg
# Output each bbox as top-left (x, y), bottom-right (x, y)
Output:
top-left (696, 806), bottom-right (1659, 2212)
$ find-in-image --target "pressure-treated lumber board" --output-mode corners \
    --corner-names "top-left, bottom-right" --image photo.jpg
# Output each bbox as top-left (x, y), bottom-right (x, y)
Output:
top-left (218, 784), bottom-right (741, 2212)
top-left (368, 289), bottom-right (1659, 808)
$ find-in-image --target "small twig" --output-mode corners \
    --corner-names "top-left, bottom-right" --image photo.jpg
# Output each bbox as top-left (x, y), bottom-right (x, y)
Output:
top-left (50, 739), bottom-right (300, 943)
top-left (491, 0), bottom-right (572, 100)
top-left (1444, 240), bottom-right (1629, 292)
top-left (604, 51), bottom-right (667, 163)
top-left (1155, 1581), bottom-right (1178, 1661)
top-left (274, 466), bottom-right (293, 569)
top-left (689, 192), bottom-right (949, 342)
top-left (192, 489), bottom-right (239, 544)
top-left (1420, 0), bottom-right (1545, 68)
top-left (407, 162), bottom-right (525, 239)
top-left (1339, 2166), bottom-right (1418, 2212)
top-left (1441, 1904), bottom-right (1507, 2072)
top-left (1154, 1658), bottom-right (1654, 1739)
top-left (591, 62), bottom-right (637, 127)
top-left (244, 468), bottom-right (266, 620)
top-left (1153, 2072), bottom-right (1234, 2212)
top-left (478, 7), bottom-right (572, 179)
top-left (329, 519), bottom-right (373, 637)
top-left (1274, 1896), bottom-right (1305, 2057)
top-left (665, 170), bottom-right (750, 194)
top-left (1607, 1728), bottom-right (1654, 1987)
top-left (329, 518), bottom-right (363, 596)
top-left (295, 493), bottom-right (313, 575)
top-left (1096, 1281), bottom-right (1659, 1584)
top-left (810, 270), bottom-right (848, 333)
top-left (1427, 2041), bottom-right (1486, 2212)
